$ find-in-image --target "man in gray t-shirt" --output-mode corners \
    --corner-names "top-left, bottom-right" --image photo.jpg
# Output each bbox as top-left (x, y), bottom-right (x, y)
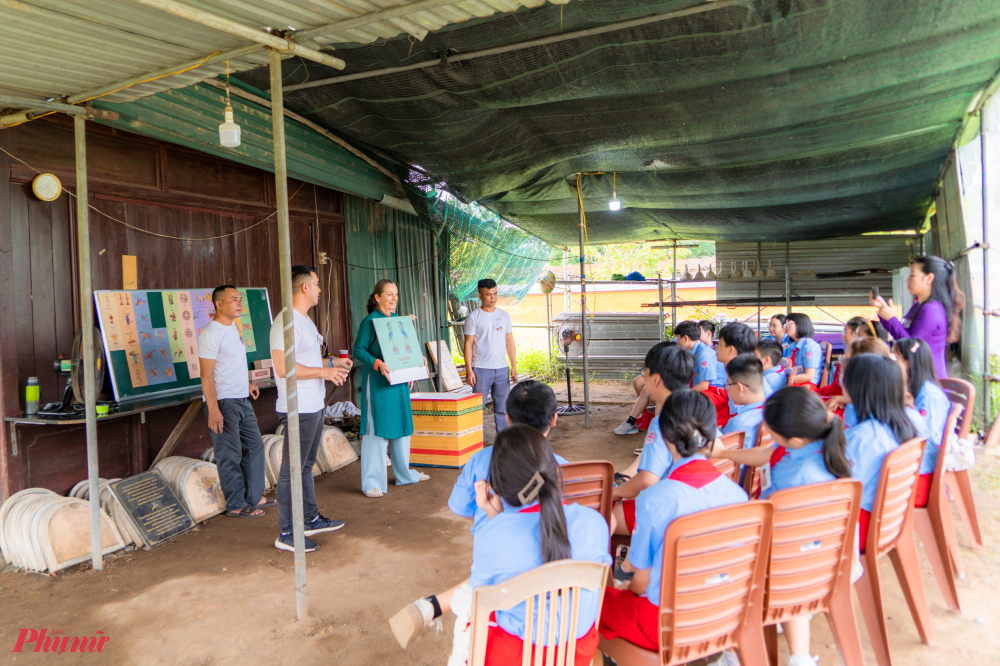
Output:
top-left (463, 279), bottom-right (517, 432)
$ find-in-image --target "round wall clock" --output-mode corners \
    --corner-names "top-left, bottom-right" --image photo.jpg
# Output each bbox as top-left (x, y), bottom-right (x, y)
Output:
top-left (32, 173), bottom-right (62, 201)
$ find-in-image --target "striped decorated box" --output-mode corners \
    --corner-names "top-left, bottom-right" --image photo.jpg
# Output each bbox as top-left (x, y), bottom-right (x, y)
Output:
top-left (409, 392), bottom-right (484, 468)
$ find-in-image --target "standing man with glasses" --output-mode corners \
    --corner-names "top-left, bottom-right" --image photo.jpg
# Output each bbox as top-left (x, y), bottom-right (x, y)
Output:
top-left (200, 285), bottom-right (271, 518)
top-left (463, 279), bottom-right (517, 433)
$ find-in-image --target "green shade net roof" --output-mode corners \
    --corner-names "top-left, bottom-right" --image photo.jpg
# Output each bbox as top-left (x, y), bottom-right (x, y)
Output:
top-left (234, 0), bottom-right (1000, 246)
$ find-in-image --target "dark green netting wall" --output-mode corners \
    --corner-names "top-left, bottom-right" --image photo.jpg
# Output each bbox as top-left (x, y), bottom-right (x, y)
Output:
top-left (235, 0), bottom-right (1000, 246)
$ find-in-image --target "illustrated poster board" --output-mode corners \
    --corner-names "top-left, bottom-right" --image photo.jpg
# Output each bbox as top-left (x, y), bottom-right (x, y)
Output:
top-left (372, 316), bottom-right (429, 385)
top-left (95, 288), bottom-right (272, 402)
top-left (425, 340), bottom-right (464, 391)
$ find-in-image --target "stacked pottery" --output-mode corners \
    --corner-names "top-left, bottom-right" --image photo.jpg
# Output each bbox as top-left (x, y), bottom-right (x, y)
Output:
top-left (316, 426), bottom-right (358, 473)
top-left (153, 457), bottom-right (226, 523)
top-left (262, 434), bottom-right (284, 487)
top-left (69, 478), bottom-right (144, 548)
top-left (200, 448), bottom-right (215, 464)
top-left (0, 488), bottom-right (124, 572)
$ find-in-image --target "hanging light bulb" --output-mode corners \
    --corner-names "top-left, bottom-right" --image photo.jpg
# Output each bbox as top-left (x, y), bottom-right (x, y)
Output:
top-left (219, 60), bottom-right (241, 148)
top-left (608, 171), bottom-right (621, 211)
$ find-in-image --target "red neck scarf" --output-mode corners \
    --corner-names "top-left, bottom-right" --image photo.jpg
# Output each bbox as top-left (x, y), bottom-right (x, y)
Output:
top-left (669, 459), bottom-right (722, 489)
top-left (518, 501), bottom-right (568, 514)
top-left (769, 446), bottom-right (788, 467)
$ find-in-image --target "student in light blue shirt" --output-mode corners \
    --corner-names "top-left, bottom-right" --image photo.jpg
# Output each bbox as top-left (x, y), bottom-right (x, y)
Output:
top-left (612, 342), bottom-right (695, 536)
top-left (711, 386), bottom-right (850, 666)
top-left (599, 390), bottom-right (747, 652)
top-left (893, 338), bottom-right (953, 507)
top-left (756, 338), bottom-right (787, 396)
top-left (785, 313), bottom-right (824, 388)
top-left (713, 322), bottom-right (758, 418)
top-left (762, 314), bottom-right (793, 358)
top-left (676, 321), bottom-right (717, 390)
top-left (722, 354), bottom-right (766, 449)
top-left (391, 425), bottom-right (611, 657)
top-left (449, 380), bottom-right (568, 532)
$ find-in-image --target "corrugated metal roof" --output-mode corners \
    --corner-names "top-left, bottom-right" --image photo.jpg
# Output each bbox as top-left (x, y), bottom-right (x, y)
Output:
top-left (0, 0), bottom-right (566, 106)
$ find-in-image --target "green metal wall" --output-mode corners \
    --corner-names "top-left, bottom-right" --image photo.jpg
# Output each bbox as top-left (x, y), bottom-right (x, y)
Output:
top-left (93, 83), bottom-right (396, 201)
top-left (344, 195), bottom-right (449, 393)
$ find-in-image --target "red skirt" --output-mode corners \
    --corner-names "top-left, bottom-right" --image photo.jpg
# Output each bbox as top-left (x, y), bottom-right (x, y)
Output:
top-left (703, 386), bottom-right (730, 428)
top-left (598, 588), bottom-right (660, 651)
top-left (858, 509), bottom-right (871, 554)
top-left (914, 473), bottom-right (932, 509)
top-left (818, 382), bottom-right (843, 398)
top-left (621, 498), bottom-right (636, 533)
top-left (485, 612), bottom-right (599, 666)
top-left (635, 410), bottom-right (654, 431)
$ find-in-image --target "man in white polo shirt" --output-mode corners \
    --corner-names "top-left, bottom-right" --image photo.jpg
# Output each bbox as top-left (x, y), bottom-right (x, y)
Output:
top-left (269, 265), bottom-right (352, 553)
top-left (200, 285), bottom-right (269, 518)
top-left (463, 279), bottom-right (517, 432)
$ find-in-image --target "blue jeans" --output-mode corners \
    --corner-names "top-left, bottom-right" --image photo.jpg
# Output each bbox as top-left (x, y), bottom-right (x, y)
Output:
top-left (276, 411), bottom-right (323, 534)
top-left (474, 366), bottom-right (510, 433)
top-left (204, 398), bottom-right (265, 512)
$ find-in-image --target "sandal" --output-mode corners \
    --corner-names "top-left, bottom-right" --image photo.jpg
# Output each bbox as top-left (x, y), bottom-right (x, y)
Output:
top-left (227, 505), bottom-right (264, 518)
top-left (614, 472), bottom-right (631, 486)
top-left (418, 472), bottom-right (430, 481)
top-left (364, 488), bottom-right (384, 498)
top-left (257, 497), bottom-right (277, 508)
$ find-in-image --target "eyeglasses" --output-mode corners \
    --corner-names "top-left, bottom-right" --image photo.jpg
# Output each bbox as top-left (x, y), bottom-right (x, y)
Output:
top-left (725, 381), bottom-right (743, 389)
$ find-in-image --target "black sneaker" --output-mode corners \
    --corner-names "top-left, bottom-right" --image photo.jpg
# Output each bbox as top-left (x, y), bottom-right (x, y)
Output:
top-left (304, 515), bottom-right (345, 536)
top-left (275, 532), bottom-right (318, 552)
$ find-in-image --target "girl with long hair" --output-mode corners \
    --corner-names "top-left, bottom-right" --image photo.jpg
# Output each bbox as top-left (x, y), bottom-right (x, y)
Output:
top-left (892, 338), bottom-right (952, 507)
top-left (390, 425), bottom-right (611, 664)
top-left (784, 313), bottom-right (824, 391)
top-left (599, 390), bottom-right (747, 651)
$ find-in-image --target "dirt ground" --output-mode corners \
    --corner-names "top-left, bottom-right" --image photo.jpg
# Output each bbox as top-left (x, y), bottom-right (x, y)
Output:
top-left (3, 382), bottom-right (1000, 664)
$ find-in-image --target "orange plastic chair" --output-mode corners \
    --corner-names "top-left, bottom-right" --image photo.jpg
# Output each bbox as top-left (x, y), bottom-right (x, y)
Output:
top-left (599, 502), bottom-right (774, 666)
top-left (913, 405), bottom-right (962, 612)
top-left (742, 424), bottom-right (775, 498)
top-left (938, 377), bottom-right (983, 552)
top-left (468, 559), bottom-right (609, 666)
top-left (712, 431), bottom-right (745, 483)
top-left (854, 437), bottom-right (933, 666)
top-left (560, 461), bottom-right (615, 527)
top-left (762, 480), bottom-right (864, 666)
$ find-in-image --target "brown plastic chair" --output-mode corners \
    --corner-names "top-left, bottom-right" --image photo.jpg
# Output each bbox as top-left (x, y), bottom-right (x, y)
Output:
top-left (762, 480), bottom-right (864, 666)
top-left (560, 461), bottom-right (615, 527)
top-left (599, 502), bottom-right (774, 666)
top-left (712, 431), bottom-right (745, 483)
top-left (913, 405), bottom-right (962, 612)
top-left (938, 377), bottom-right (983, 551)
top-left (854, 437), bottom-right (933, 666)
top-left (742, 424), bottom-right (775, 498)
top-left (468, 559), bottom-right (609, 666)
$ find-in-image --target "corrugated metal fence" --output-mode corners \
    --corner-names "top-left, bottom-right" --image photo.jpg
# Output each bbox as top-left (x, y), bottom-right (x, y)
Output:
top-left (344, 195), bottom-right (448, 395)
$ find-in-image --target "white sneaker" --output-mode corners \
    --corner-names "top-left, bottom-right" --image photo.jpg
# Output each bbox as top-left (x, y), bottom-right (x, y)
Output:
top-left (713, 650), bottom-right (741, 666)
top-left (614, 420), bottom-right (639, 435)
top-left (787, 655), bottom-right (818, 666)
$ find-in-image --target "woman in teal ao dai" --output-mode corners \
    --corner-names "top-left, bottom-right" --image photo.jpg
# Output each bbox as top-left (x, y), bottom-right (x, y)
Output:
top-left (353, 279), bottom-right (429, 497)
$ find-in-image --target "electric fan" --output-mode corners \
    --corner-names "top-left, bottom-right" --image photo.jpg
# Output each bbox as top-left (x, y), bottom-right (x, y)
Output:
top-left (555, 318), bottom-right (591, 415)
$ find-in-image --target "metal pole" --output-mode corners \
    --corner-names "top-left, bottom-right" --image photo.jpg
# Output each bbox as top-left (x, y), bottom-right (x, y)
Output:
top-left (757, 242), bottom-right (762, 335)
top-left (270, 48), bottom-right (308, 621)
top-left (432, 230), bottom-right (443, 392)
top-left (563, 249), bottom-right (569, 313)
top-left (657, 273), bottom-right (664, 341)
top-left (578, 195), bottom-right (590, 429)
top-left (785, 243), bottom-right (792, 315)
top-left (75, 116), bottom-right (102, 571)
top-left (671, 240), bottom-right (677, 330)
top-left (982, 95), bottom-right (998, 421)
top-left (546, 292), bottom-right (552, 365)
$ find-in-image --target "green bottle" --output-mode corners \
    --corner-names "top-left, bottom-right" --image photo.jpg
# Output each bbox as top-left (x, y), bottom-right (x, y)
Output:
top-left (25, 377), bottom-right (39, 415)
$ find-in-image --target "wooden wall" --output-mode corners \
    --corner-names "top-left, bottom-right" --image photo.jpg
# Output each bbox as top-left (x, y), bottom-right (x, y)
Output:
top-left (0, 116), bottom-right (352, 499)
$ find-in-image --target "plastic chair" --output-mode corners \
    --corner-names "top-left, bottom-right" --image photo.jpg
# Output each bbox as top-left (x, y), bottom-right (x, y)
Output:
top-left (938, 377), bottom-right (983, 551)
top-left (712, 431), bottom-right (745, 483)
top-left (599, 502), bottom-right (774, 666)
top-left (762, 480), bottom-right (864, 666)
top-left (742, 424), bottom-right (774, 498)
top-left (913, 405), bottom-right (962, 611)
top-left (560, 461), bottom-right (615, 527)
top-left (468, 559), bottom-right (609, 666)
top-left (854, 437), bottom-right (933, 666)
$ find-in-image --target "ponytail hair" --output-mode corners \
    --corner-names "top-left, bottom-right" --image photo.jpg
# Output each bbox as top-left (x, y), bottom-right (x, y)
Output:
top-left (366, 279), bottom-right (395, 314)
top-left (764, 387), bottom-right (850, 478)
top-left (912, 255), bottom-right (965, 344)
top-left (892, 338), bottom-right (939, 400)
top-left (843, 354), bottom-right (917, 444)
top-left (489, 424), bottom-right (571, 563)
top-left (658, 389), bottom-right (717, 458)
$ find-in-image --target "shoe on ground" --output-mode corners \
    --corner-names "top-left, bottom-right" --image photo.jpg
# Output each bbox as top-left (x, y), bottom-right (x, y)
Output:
top-left (304, 515), bottom-right (345, 536)
top-left (275, 532), bottom-right (318, 552)
top-left (634, 447), bottom-right (644, 456)
top-left (613, 420), bottom-right (639, 436)
top-left (389, 598), bottom-right (434, 648)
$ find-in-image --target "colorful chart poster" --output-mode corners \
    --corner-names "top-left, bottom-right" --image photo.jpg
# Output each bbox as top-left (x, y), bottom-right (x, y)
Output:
top-left (97, 292), bottom-right (124, 351)
top-left (372, 316), bottom-right (429, 385)
top-left (191, 289), bottom-right (214, 342)
top-left (235, 288), bottom-right (258, 353)
top-left (130, 291), bottom-right (176, 386)
top-left (162, 291), bottom-right (186, 363)
top-left (116, 291), bottom-right (147, 388)
top-left (176, 291), bottom-right (200, 379)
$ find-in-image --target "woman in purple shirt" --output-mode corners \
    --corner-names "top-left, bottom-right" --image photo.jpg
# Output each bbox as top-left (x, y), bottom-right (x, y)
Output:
top-left (870, 255), bottom-right (964, 379)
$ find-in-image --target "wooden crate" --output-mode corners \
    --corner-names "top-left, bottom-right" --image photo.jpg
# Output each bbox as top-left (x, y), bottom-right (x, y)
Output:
top-left (410, 392), bottom-right (484, 468)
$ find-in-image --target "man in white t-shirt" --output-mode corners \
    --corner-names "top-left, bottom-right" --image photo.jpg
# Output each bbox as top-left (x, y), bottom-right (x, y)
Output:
top-left (199, 285), bottom-right (269, 517)
top-left (463, 279), bottom-right (517, 432)
top-left (269, 265), bottom-right (352, 553)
